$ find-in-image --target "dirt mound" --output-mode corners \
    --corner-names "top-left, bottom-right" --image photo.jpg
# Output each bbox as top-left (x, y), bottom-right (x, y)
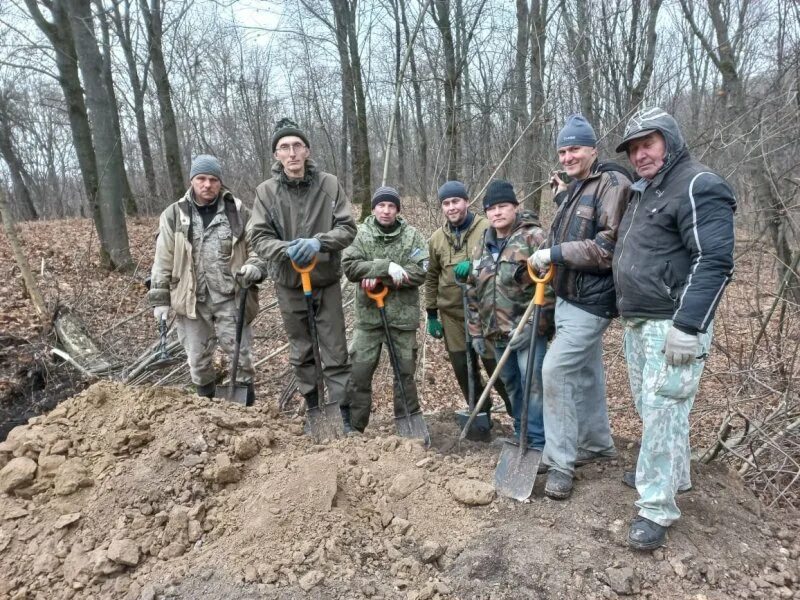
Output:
top-left (0, 383), bottom-right (798, 600)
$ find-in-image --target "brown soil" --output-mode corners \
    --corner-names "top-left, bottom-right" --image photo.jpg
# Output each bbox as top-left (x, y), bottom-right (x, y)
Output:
top-left (1, 381), bottom-right (798, 600)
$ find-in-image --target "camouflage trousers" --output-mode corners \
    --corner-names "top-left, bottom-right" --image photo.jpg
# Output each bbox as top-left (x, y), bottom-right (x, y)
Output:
top-left (622, 318), bottom-right (713, 526)
top-left (343, 327), bottom-right (420, 432)
top-left (176, 295), bottom-right (254, 386)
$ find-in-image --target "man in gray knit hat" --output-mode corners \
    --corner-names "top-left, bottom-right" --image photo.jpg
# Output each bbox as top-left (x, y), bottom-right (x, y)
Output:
top-left (249, 118), bottom-right (357, 430)
top-left (341, 186), bottom-right (428, 432)
top-left (148, 154), bottom-right (267, 404)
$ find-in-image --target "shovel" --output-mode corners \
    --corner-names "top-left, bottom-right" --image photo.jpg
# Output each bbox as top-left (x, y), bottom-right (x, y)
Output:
top-left (292, 259), bottom-right (345, 442)
top-left (217, 285), bottom-right (251, 406)
top-left (494, 263), bottom-right (554, 501)
top-left (365, 282), bottom-right (431, 447)
top-left (454, 280), bottom-right (491, 441)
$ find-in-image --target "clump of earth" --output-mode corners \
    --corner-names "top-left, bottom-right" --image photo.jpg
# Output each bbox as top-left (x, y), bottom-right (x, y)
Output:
top-left (0, 382), bottom-right (797, 599)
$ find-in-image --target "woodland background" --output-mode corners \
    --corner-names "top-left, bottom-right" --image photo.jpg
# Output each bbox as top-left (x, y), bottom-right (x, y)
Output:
top-left (0, 0), bottom-right (798, 507)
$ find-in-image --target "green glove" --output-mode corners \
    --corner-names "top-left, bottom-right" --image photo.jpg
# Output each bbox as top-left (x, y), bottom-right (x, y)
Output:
top-left (453, 260), bottom-right (471, 281)
top-left (427, 317), bottom-right (444, 339)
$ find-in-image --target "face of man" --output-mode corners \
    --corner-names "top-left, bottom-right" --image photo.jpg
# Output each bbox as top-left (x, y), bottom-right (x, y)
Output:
top-left (627, 131), bottom-right (667, 180)
top-left (441, 197), bottom-right (469, 226)
top-left (274, 135), bottom-right (310, 179)
top-left (485, 202), bottom-right (518, 236)
top-left (191, 174), bottom-right (221, 204)
top-left (373, 201), bottom-right (399, 226)
top-left (557, 145), bottom-right (597, 181)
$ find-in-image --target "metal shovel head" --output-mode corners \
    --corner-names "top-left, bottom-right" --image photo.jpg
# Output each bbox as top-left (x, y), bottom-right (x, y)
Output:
top-left (306, 401), bottom-right (345, 442)
top-left (395, 411), bottom-right (431, 447)
top-left (494, 441), bottom-right (542, 501)
top-left (455, 409), bottom-right (492, 441)
top-left (217, 382), bottom-right (249, 406)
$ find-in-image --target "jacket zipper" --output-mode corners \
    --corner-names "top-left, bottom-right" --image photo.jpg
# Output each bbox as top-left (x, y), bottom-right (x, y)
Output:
top-left (614, 193), bottom-right (642, 311)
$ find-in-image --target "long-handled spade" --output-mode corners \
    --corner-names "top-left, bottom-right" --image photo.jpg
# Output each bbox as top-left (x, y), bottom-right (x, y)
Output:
top-left (454, 280), bottom-right (491, 440)
top-left (494, 264), bottom-right (554, 501)
top-left (217, 285), bottom-right (251, 405)
top-left (292, 259), bottom-right (345, 442)
top-left (365, 282), bottom-right (431, 447)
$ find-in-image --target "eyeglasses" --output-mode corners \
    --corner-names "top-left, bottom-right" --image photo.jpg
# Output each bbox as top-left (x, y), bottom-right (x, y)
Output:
top-left (276, 142), bottom-right (306, 153)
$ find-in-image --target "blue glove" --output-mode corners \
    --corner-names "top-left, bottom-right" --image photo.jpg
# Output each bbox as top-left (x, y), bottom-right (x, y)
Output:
top-left (286, 238), bottom-right (321, 267)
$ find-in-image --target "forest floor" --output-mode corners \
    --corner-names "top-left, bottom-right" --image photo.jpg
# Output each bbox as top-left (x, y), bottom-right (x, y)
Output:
top-left (0, 210), bottom-right (798, 599)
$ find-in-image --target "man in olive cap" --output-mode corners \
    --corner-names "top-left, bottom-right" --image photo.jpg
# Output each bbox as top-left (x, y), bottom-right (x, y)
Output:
top-left (149, 155), bottom-right (267, 404)
top-left (248, 118), bottom-right (357, 429)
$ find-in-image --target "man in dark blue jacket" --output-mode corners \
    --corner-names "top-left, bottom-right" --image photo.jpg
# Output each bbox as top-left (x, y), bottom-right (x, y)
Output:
top-left (614, 108), bottom-right (736, 551)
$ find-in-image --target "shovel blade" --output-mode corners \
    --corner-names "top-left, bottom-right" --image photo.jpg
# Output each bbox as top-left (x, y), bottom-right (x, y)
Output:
top-left (306, 402), bottom-right (345, 442)
top-left (395, 411), bottom-right (431, 447)
top-left (455, 409), bottom-right (491, 441)
top-left (217, 383), bottom-right (249, 406)
top-left (494, 442), bottom-right (542, 501)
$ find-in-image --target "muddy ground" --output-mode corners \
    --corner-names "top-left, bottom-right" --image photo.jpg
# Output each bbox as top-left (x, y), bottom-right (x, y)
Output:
top-left (1, 382), bottom-right (798, 600)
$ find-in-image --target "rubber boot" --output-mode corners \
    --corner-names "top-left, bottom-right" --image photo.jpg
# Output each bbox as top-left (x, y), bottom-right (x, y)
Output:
top-left (196, 382), bottom-right (216, 399)
top-left (340, 407), bottom-right (356, 434)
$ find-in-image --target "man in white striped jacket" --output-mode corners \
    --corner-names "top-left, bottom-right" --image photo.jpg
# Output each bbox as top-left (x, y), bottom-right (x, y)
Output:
top-left (612, 107), bottom-right (736, 551)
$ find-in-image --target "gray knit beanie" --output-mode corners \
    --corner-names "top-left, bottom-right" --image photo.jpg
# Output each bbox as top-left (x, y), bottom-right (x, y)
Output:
top-left (437, 181), bottom-right (469, 203)
top-left (271, 117), bottom-right (310, 153)
top-left (189, 155), bottom-right (222, 181)
top-left (556, 114), bottom-right (597, 148)
top-left (371, 186), bottom-right (401, 211)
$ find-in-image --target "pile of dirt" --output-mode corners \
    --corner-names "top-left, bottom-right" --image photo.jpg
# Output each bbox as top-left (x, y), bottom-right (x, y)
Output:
top-left (0, 382), bottom-right (798, 600)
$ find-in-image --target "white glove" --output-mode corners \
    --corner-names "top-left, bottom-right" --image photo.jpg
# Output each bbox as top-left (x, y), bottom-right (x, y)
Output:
top-left (387, 262), bottom-right (409, 287)
top-left (237, 264), bottom-right (261, 285)
top-left (528, 249), bottom-right (552, 273)
top-left (153, 306), bottom-right (169, 322)
top-left (663, 326), bottom-right (699, 366)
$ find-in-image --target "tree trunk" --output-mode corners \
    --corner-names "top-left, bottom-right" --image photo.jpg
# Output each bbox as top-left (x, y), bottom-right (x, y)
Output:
top-left (392, 0), bottom-right (406, 192)
top-left (432, 0), bottom-right (460, 181)
top-left (139, 0), bottom-right (185, 200)
top-left (0, 108), bottom-right (38, 220)
top-left (560, 0), bottom-right (593, 123)
top-left (399, 0), bottom-right (427, 201)
top-left (527, 0), bottom-right (549, 214)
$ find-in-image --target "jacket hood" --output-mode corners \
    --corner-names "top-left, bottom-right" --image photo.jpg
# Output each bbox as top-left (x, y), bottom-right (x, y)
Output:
top-left (617, 107), bottom-right (688, 178)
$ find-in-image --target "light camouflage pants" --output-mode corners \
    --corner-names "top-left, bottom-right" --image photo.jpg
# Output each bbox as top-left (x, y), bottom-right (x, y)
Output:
top-left (176, 295), bottom-right (254, 386)
top-left (622, 318), bottom-right (712, 526)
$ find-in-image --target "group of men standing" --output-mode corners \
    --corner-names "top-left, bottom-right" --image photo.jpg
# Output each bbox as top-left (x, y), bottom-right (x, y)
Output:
top-left (148, 107), bottom-right (735, 552)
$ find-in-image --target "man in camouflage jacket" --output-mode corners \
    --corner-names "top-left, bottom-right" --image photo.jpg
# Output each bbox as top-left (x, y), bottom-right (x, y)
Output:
top-left (425, 181), bottom-right (511, 419)
top-left (342, 186), bottom-right (428, 433)
top-left (466, 180), bottom-right (553, 449)
top-left (148, 155), bottom-right (267, 404)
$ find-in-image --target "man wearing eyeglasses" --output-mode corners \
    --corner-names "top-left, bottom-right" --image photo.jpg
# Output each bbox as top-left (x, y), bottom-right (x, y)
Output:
top-left (249, 118), bottom-right (357, 429)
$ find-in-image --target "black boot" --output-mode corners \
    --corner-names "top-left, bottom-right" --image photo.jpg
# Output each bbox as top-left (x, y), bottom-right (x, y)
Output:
top-left (196, 382), bottom-right (216, 399)
top-left (340, 406), bottom-right (356, 434)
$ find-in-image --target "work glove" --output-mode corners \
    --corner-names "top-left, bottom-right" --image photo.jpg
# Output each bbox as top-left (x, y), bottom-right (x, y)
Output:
top-left (528, 248), bottom-right (552, 273)
top-left (663, 326), bottom-right (699, 366)
top-left (387, 261), bottom-right (409, 287)
top-left (471, 335), bottom-right (486, 357)
top-left (427, 317), bottom-right (444, 339)
top-left (153, 305), bottom-right (169, 322)
top-left (286, 238), bottom-right (321, 267)
top-left (236, 264), bottom-right (261, 286)
top-left (360, 278), bottom-right (378, 291)
top-left (508, 322), bottom-right (531, 351)
top-left (453, 260), bottom-right (471, 281)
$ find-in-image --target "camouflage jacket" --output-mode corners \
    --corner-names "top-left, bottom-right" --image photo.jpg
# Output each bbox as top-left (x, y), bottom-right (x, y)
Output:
top-left (466, 211), bottom-right (554, 342)
top-left (424, 212), bottom-right (490, 315)
top-left (342, 215), bottom-right (429, 331)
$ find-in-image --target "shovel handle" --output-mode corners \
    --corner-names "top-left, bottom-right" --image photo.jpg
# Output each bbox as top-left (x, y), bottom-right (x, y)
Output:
top-left (365, 282), bottom-right (389, 308)
top-left (528, 263), bottom-right (555, 306)
top-left (291, 257), bottom-right (318, 295)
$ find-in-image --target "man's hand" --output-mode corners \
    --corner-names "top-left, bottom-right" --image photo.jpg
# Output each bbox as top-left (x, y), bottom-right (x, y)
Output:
top-left (153, 305), bottom-right (169, 322)
top-left (453, 260), bottom-right (471, 281)
top-left (237, 264), bottom-right (261, 285)
top-left (549, 171), bottom-right (568, 194)
top-left (427, 317), bottom-right (444, 339)
top-left (361, 278), bottom-right (378, 291)
top-left (528, 248), bottom-right (552, 273)
top-left (471, 335), bottom-right (486, 357)
top-left (286, 238), bottom-right (321, 267)
top-left (388, 262), bottom-right (409, 287)
top-left (509, 322), bottom-right (531, 351)
top-left (663, 326), bottom-right (699, 366)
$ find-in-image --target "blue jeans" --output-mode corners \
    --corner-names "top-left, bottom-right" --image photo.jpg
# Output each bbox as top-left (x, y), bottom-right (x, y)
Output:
top-left (494, 334), bottom-right (547, 449)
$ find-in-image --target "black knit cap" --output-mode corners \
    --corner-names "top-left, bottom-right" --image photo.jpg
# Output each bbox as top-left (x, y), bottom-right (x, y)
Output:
top-left (271, 117), bottom-right (310, 153)
top-left (482, 179), bottom-right (518, 211)
top-left (371, 186), bottom-right (401, 211)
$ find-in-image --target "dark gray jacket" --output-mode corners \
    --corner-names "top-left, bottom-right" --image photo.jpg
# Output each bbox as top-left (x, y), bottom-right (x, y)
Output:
top-left (612, 113), bottom-right (736, 334)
